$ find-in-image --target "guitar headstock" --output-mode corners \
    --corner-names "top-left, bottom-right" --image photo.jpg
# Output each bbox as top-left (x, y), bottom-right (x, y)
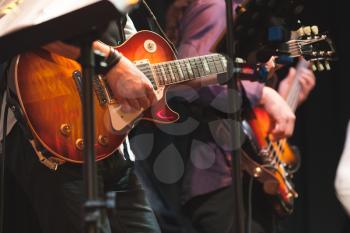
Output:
top-left (284, 25), bottom-right (336, 72)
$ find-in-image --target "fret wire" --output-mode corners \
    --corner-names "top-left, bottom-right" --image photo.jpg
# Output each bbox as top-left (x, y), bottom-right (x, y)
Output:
top-left (178, 61), bottom-right (186, 81)
top-left (201, 57), bottom-right (208, 75)
top-left (170, 62), bottom-right (180, 82)
top-left (190, 58), bottom-right (200, 78)
top-left (194, 57), bottom-right (203, 77)
top-left (214, 57), bottom-right (224, 73)
top-left (155, 65), bottom-right (165, 85)
top-left (211, 56), bottom-right (219, 73)
top-left (175, 62), bottom-right (181, 82)
top-left (153, 65), bottom-right (160, 85)
top-left (160, 64), bottom-right (168, 84)
top-left (166, 63), bottom-right (175, 85)
top-left (175, 61), bottom-right (185, 81)
top-left (201, 57), bottom-right (211, 74)
top-left (161, 64), bottom-right (167, 85)
top-left (188, 59), bottom-right (195, 78)
top-left (214, 61), bottom-right (223, 73)
top-left (171, 62), bottom-right (179, 83)
top-left (195, 58), bottom-right (205, 77)
top-left (220, 56), bottom-right (227, 71)
top-left (182, 58), bottom-right (188, 77)
top-left (180, 60), bottom-right (189, 81)
top-left (205, 56), bottom-right (215, 74)
top-left (166, 63), bottom-right (174, 85)
top-left (184, 58), bottom-right (194, 79)
top-left (167, 62), bottom-right (173, 84)
top-left (208, 55), bottom-right (215, 73)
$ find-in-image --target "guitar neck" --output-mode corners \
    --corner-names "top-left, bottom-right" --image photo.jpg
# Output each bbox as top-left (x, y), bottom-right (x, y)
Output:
top-left (286, 77), bottom-right (300, 112)
top-left (285, 59), bottom-right (310, 112)
top-left (151, 53), bottom-right (228, 86)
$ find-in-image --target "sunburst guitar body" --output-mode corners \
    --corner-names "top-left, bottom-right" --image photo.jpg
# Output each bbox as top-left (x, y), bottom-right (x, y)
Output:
top-left (243, 107), bottom-right (300, 216)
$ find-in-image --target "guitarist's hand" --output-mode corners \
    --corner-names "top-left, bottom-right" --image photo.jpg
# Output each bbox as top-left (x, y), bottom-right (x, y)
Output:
top-left (106, 56), bottom-right (157, 113)
top-left (279, 66), bottom-right (316, 105)
top-left (260, 87), bottom-right (296, 141)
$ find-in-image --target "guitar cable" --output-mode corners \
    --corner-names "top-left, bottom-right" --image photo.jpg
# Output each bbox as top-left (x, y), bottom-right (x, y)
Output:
top-left (246, 175), bottom-right (254, 233)
top-left (140, 0), bottom-right (178, 56)
top-left (0, 102), bottom-right (9, 233)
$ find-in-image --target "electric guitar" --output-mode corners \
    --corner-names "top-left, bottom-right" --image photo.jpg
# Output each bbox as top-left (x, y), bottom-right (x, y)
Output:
top-left (13, 30), bottom-right (267, 164)
top-left (242, 26), bottom-right (336, 215)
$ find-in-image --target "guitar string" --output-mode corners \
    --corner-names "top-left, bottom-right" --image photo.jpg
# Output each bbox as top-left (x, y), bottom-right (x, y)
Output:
top-left (264, 40), bottom-right (303, 172)
top-left (280, 38), bottom-right (329, 57)
top-left (153, 54), bottom-right (225, 86)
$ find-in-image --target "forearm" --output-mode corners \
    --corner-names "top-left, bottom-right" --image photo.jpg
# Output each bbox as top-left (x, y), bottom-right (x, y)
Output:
top-left (43, 40), bottom-right (113, 59)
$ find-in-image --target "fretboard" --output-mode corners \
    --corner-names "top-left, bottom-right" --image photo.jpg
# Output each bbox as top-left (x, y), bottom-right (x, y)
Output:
top-left (286, 78), bottom-right (300, 112)
top-left (152, 53), bottom-right (227, 86)
top-left (285, 59), bottom-right (309, 112)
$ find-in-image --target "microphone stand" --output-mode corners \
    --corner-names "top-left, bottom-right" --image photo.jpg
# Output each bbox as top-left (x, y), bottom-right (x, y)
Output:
top-left (80, 36), bottom-right (100, 233)
top-left (0, 2), bottom-right (125, 233)
top-left (224, 0), bottom-right (245, 233)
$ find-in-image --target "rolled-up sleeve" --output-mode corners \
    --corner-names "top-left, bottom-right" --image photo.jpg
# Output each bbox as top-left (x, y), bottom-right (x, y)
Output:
top-left (177, 0), bottom-right (226, 58)
top-left (177, 0), bottom-right (263, 106)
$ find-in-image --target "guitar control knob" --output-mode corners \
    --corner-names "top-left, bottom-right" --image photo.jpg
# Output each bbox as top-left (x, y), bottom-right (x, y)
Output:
top-left (317, 61), bottom-right (325, 71)
top-left (60, 124), bottom-right (72, 137)
top-left (98, 135), bottom-right (109, 147)
top-left (303, 26), bottom-right (311, 36)
top-left (76, 139), bottom-right (84, 151)
top-left (311, 25), bottom-right (319, 35)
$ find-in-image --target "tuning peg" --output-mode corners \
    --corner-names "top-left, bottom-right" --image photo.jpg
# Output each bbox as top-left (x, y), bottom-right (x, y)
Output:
top-left (327, 51), bottom-right (334, 57)
top-left (324, 60), bottom-right (331, 70)
top-left (297, 27), bottom-right (305, 37)
top-left (303, 26), bottom-right (312, 36)
top-left (311, 25), bottom-right (319, 35)
top-left (235, 57), bottom-right (245, 63)
top-left (317, 61), bottom-right (325, 71)
top-left (311, 62), bottom-right (317, 72)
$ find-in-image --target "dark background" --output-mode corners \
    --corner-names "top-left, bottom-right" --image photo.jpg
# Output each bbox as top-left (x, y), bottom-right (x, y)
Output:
top-left (131, 0), bottom-right (350, 233)
top-left (1, 0), bottom-right (349, 233)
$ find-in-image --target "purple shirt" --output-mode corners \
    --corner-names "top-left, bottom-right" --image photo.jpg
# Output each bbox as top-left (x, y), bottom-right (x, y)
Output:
top-left (176, 0), bottom-right (264, 202)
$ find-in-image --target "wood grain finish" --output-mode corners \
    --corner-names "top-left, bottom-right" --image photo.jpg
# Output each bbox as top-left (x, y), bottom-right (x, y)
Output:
top-left (249, 107), bottom-right (300, 170)
top-left (247, 106), bottom-right (300, 215)
top-left (15, 31), bottom-right (177, 163)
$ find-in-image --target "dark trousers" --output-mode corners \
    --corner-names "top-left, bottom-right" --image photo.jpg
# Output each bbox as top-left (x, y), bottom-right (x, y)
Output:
top-left (183, 178), bottom-right (281, 233)
top-left (3, 124), bottom-right (161, 233)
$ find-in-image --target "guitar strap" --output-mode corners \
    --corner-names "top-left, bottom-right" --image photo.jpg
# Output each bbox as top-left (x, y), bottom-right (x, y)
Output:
top-left (5, 62), bottom-right (64, 170)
